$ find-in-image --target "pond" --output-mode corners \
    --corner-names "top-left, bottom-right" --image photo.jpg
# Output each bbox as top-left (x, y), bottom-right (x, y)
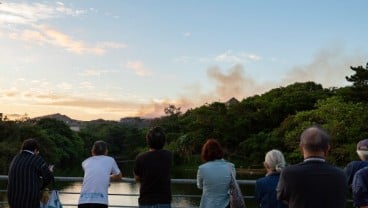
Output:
top-left (54, 168), bottom-right (259, 208)
top-left (0, 166), bottom-right (260, 208)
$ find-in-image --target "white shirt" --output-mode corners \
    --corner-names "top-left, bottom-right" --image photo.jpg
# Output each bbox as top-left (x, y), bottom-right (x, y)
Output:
top-left (78, 155), bottom-right (121, 205)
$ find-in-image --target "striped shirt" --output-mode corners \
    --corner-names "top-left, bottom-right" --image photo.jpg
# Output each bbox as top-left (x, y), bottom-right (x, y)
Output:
top-left (7, 151), bottom-right (54, 208)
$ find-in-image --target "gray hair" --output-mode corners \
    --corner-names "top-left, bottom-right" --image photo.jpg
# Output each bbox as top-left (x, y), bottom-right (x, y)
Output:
top-left (265, 149), bottom-right (286, 173)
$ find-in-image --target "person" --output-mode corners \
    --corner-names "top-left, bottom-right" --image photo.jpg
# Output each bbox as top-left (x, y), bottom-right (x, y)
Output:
top-left (133, 126), bottom-right (173, 208)
top-left (276, 126), bottom-right (348, 208)
top-left (78, 140), bottom-right (122, 208)
top-left (255, 149), bottom-right (287, 208)
top-left (352, 166), bottom-right (368, 208)
top-left (197, 139), bottom-right (235, 208)
top-left (7, 138), bottom-right (54, 208)
top-left (345, 139), bottom-right (368, 186)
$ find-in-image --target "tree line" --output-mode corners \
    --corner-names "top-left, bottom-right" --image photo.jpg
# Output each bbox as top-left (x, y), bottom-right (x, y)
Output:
top-left (0, 63), bottom-right (368, 175)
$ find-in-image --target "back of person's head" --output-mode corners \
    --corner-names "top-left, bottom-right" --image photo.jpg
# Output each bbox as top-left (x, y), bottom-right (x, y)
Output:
top-left (265, 149), bottom-right (286, 173)
top-left (201, 138), bottom-right (224, 162)
top-left (21, 138), bottom-right (40, 152)
top-left (299, 126), bottom-right (330, 153)
top-left (146, 126), bottom-right (166, 150)
top-left (92, 140), bottom-right (108, 155)
top-left (356, 139), bottom-right (368, 160)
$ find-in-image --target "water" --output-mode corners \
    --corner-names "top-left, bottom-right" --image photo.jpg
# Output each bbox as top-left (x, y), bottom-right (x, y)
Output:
top-left (55, 167), bottom-right (258, 208)
top-left (58, 181), bottom-right (203, 208)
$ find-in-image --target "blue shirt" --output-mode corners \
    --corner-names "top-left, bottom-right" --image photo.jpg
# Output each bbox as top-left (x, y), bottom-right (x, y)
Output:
top-left (197, 159), bottom-right (234, 208)
top-left (353, 166), bottom-right (368, 207)
top-left (255, 172), bottom-right (287, 208)
top-left (344, 160), bottom-right (368, 186)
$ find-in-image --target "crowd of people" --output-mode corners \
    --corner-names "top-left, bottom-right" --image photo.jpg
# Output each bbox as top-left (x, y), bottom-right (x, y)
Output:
top-left (6, 125), bottom-right (368, 208)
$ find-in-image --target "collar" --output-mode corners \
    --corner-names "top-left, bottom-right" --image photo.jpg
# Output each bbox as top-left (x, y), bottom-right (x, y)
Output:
top-left (303, 157), bottom-right (325, 163)
top-left (266, 171), bottom-right (280, 176)
top-left (22, 150), bottom-right (35, 155)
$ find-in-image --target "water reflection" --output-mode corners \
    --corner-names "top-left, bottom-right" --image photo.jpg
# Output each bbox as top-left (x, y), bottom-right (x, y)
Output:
top-left (59, 181), bottom-right (201, 208)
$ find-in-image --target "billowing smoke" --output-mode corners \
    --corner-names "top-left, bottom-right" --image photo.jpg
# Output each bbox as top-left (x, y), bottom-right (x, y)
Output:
top-left (139, 46), bottom-right (367, 118)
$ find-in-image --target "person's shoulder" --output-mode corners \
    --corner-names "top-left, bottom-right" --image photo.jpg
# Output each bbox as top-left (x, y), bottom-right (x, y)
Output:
top-left (161, 149), bottom-right (172, 155)
top-left (283, 162), bottom-right (303, 170)
top-left (135, 151), bottom-right (149, 159)
top-left (198, 161), bottom-right (210, 169)
top-left (346, 160), bottom-right (364, 167)
top-left (356, 166), bottom-right (368, 176)
top-left (256, 176), bottom-right (267, 184)
top-left (226, 160), bottom-right (235, 166)
top-left (103, 155), bottom-right (117, 162)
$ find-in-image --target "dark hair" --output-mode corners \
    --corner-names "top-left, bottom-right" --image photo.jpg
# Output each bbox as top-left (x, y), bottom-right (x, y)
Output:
top-left (300, 126), bottom-right (330, 152)
top-left (21, 138), bottom-right (40, 152)
top-left (201, 139), bottom-right (224, 162)
top-left (146, 126), bottom-right (166, 150)
top-left (92, 140), bottom-right (108, 155)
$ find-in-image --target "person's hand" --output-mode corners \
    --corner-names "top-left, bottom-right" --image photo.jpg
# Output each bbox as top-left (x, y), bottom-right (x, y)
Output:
top-left (48, 165), bottom-right (54, 172)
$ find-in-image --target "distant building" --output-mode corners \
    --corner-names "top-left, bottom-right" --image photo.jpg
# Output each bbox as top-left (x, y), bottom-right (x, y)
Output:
top-left (225, 97), bottom-right (239, 107)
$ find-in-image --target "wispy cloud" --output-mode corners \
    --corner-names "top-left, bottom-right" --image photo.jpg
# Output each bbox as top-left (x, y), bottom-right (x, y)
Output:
top-left (214, 50), bottom-right (262, 63)
top-left (0, 2), bottom-right (86, 25)
top-left (126, 61), bottom-right (152, 76)
top-left (183, 32), bottom-right (191, 37)
top-left (78, 69), bottom-right (112, 77)
top-left (0, 2), bottom-right (125, 55)
top-left (174, 50), bottom-right (262, 64)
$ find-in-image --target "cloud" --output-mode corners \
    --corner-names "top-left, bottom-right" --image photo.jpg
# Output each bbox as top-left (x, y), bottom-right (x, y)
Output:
top-left (214, 50), bottom-right (262, 63)
top-left (0, 2), bottom-right (86, 25)
top-left (126, 61), bottom-right (152, 76)
top-left (183, 32), bottom-right (191, 37)
top-left (96, 41), bottom-right (127, 49)
top-left (78, 69), bottom-right (111, 77)
top-left (7, 25), bottom-right (125, 55)
top-left (0, 2), bottom-right (125, 55)
top-left (0, 88), bottom-right (18, 98)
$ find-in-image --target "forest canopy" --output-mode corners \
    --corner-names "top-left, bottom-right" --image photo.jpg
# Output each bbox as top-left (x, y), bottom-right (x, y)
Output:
top-left (1, 62), bottom-right (368, 175)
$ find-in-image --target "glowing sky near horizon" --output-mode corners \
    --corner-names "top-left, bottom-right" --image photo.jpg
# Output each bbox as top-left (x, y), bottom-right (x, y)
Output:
top-left (0, 0), bottom-right (368, 121)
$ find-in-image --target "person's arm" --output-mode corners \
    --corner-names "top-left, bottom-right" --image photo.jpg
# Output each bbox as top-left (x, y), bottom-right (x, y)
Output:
top-left (197, 168), bottom-right (203, 189)
top-left (133, 158), bottom-right (141, 182)
top-left (111, 172), bottom-right (122, 180)
top-left (134, 173), bottom-right (141, 182)
top-left (39, 158), bottom-right (54, 189)
top-left (254, 180), bottom-right (262, 203)
top-left (110, 160), bottom-right (123, 181)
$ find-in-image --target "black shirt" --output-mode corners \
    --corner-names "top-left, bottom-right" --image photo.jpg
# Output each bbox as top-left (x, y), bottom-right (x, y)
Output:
top-left (134, 149), bottom-right (173, 205)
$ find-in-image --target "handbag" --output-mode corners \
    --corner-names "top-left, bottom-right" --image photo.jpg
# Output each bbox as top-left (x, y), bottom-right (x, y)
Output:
top-left (229, 165), bottom-right (246, 208)
top-left (46, 190), bottom-right (63, 208)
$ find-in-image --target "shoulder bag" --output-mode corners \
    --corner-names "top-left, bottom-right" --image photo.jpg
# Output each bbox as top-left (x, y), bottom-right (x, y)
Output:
top-left (229, 164), bottom-right (246, 208)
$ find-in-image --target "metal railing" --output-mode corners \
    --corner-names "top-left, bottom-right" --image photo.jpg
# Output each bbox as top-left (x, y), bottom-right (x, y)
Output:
top-left (0, 175), bottom-right (256, 208)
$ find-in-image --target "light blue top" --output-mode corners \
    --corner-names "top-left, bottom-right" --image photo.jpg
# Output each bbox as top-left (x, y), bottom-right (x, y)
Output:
top-left (197, 159), bottom-right (235, 208)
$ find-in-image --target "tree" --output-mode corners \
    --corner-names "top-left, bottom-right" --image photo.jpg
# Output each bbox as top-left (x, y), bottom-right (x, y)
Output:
top-left (341, 62), bottom-right (368, 102)
top-left (276, 96), bottom-right (368, 165)
top-left (164, 105), bottom-right (181, 116)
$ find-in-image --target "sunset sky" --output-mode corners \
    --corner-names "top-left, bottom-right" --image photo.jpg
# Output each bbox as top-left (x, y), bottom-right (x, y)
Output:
top-left (1, 0), bottom-right (368, 121)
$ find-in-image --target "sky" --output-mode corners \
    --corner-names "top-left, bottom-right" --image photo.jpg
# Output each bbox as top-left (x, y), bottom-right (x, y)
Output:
top-left (1, 0), bottom-right (368, 121)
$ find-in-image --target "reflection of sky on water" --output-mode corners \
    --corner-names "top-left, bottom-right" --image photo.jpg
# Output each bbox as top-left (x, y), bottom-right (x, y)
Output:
top-left (59, 181), bottom-right (200, 208)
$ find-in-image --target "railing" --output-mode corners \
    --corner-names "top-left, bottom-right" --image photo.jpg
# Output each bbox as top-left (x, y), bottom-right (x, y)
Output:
top-left (0, 175), bottom-right (256, 208)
